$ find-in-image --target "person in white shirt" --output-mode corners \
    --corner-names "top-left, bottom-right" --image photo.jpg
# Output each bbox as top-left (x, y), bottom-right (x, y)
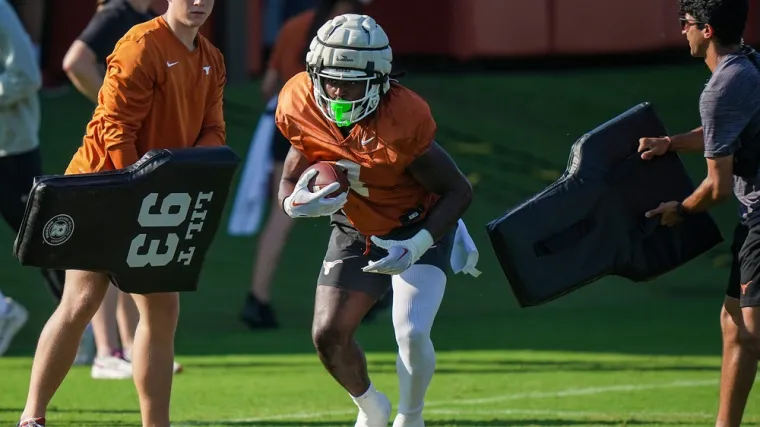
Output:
top-left (0, 0), bottom-right (47, 357)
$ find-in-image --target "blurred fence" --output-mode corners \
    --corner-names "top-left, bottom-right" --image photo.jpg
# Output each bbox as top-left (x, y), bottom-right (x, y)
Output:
top-left (39, 0), bottom-right (760, 86)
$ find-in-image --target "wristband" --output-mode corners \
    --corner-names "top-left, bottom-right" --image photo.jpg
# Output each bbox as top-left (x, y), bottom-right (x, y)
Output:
top-left (409, 229), bottom-right (435, 255)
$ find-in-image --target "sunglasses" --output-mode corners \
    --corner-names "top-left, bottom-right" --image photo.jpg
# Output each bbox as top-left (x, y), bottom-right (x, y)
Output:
top-left (679, 17), bottom-right (706, 30)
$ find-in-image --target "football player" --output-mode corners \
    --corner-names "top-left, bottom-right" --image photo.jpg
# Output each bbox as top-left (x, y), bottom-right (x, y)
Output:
top-left (16, 0), bottom-right (225, 426)
top-left (276, 14), bottom-right (475, 427)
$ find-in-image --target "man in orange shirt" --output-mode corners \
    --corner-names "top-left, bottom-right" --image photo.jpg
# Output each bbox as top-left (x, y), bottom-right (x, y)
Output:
top-left (276, 13), bottom-right (477, 427)
top-left (17, 1), bottom-right (225, 426)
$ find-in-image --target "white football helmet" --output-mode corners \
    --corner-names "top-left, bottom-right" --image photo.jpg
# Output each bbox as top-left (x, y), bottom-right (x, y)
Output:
top-left (305, 14), bottom-right (392, 127)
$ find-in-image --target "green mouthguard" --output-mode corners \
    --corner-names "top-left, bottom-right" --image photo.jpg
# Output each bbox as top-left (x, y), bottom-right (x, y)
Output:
top-left (330, 100), bottom-right (352, 127)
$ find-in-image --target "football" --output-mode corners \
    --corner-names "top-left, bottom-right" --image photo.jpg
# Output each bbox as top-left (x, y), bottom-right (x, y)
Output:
top-left (304, 162), bottom-right (350, 198)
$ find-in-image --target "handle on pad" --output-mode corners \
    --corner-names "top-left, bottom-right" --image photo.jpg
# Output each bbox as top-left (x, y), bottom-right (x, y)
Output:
top-left (534, 216), bottom-right (596, 257)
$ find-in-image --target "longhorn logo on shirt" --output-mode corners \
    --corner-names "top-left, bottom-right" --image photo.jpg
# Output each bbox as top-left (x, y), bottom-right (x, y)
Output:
top-left (203, 66), bottom-right (211, 75)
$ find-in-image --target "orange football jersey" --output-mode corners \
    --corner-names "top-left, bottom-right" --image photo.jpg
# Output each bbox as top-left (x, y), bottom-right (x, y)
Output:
top-left (66, 16), bottom-right (226, 175)
top-left (276, 72), bottom-right (438, 236)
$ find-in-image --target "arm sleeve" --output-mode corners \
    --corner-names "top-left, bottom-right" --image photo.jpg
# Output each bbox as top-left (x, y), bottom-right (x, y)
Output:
top-left (411, 112), bottom-right (436, 159)
top-left (275, 110), bottom-right (304, 152)
top-left (0, 1), bottom-right (42, 108)
top-left (194, 58), bottom-right (226, 147)
top-left (702, 85), bottom-right (755, 158)
top-left (273, 74), bottom-right (311, 153)
top-left (100, 39), bottom-right (155, 169)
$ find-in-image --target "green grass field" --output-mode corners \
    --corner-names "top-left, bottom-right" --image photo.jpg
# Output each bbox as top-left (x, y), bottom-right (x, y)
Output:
top-left (1, 62), bottom-right (758, 426)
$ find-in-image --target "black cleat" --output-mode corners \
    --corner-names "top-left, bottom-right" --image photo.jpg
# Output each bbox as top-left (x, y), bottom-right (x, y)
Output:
top-left (241, 293), bottom-right (279, 329)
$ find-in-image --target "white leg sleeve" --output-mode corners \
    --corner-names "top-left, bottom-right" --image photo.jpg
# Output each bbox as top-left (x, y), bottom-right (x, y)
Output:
top-left (392, 264), bottom-right (447, 417)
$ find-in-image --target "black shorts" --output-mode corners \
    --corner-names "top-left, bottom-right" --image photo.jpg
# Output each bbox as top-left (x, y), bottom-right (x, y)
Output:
top-left (318, 213), bottom-right (455, 299)
top-left (727, 223), bottom-right (760, 307)
top-left (0, 148), bottom-right (66, 302)
top-left (272, 129), bottom-right (291, 162)
top-left (0, 148), bottom-right (42, 232)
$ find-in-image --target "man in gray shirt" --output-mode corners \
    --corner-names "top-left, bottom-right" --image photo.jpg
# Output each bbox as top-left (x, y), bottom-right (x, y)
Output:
top-left (641, 1), bottom-right (760, 426)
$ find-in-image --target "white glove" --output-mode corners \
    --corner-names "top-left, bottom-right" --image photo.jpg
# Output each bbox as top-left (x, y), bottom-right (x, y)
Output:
top-left (362, 229), bottom-right (435, 275)
top-left (283, 169), bottom-right (348, 218)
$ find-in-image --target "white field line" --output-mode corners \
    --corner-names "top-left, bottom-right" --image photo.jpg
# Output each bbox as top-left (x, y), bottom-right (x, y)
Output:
top-left (173, 378), bottom-right (718, 425)
top-left (425, 379), bottom-right (718, 406)
top-left (427, 408), bottom-right (716, 419)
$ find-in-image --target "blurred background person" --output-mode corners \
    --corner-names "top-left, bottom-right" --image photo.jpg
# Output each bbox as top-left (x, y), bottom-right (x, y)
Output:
top-left (0, 0), bottom-right (47, 356)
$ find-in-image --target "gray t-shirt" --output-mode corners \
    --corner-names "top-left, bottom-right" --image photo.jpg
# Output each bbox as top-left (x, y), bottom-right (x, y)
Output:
top-left (701, 48), bottom-right (760, 226)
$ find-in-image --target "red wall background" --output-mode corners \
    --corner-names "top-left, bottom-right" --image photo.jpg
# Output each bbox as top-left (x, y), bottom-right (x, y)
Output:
top-left (41, 0), bottom-right (760, 85)
top-left (42, 0), bottom-right (214, 85)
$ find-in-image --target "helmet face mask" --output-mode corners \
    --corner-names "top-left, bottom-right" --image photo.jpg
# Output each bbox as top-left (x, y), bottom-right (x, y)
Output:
top-left (305, 14), bottom-right (392, 127)
top-left (312, 69), bottom-right (381, 127)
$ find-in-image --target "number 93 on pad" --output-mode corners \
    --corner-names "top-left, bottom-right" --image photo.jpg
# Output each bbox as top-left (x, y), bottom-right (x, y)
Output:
top-left (126, 192), bottom-right (213, 268)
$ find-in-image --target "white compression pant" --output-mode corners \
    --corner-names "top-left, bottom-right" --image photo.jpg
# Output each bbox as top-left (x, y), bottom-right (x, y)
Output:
top-left (391, 264), bottom-right (447, 417)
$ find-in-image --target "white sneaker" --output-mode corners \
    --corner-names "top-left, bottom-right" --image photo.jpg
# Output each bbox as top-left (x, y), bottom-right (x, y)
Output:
top-left (73, 323), bottom-right (95, 366)
top-left (0, 298), bottom-right (29, 356)
top-left (392, 413), bottom-right (424, 427)
top-left (355, 391), bottom-right (392, 427)
top-left (116, 350), bottom-right (184, 376)
top-left (91, 351), bottom-right (133, 379)
top-left (17, 417), bottom-right (45, 426)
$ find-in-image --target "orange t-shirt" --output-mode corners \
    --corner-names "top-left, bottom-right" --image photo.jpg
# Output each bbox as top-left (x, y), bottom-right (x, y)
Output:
top-left (276, 72), bottom-right (439, 237)
top-left (66, 16), bottom-right (226, 175)
top-left (267, 10), bottom-right (315, 83)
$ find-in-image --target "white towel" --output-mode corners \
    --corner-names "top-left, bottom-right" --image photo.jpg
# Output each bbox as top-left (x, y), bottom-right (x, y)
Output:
top-left (227, 95), bottom-right (279, 237)
top-left (450, 219), bottom-right (481, 277)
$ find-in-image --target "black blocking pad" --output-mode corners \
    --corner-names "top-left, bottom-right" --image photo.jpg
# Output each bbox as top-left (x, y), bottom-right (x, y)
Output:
top-left (486, 103), bottom-right (724, 308)
top-left (13, 146), bottom-right (241, 294)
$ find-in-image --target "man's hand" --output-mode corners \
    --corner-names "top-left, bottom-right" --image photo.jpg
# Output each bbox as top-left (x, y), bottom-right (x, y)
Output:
top-left (362, 230), bottom-right (435, 275)
top-left (638, 137), bottom-right (671, 160)
top-left (283, 169), bottom-right (348, 218)
top-left (645, 201), bottom-right (683, 227)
